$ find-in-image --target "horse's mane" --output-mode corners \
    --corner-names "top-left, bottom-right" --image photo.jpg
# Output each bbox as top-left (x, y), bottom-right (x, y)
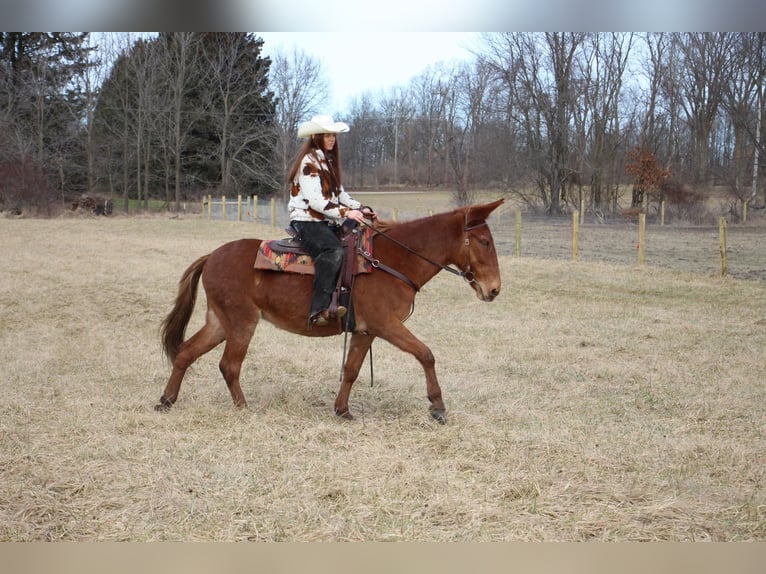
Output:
top-left (371, 207), bottom-right (461, 235)
top-left (371, 219), bottom-right (396, 233)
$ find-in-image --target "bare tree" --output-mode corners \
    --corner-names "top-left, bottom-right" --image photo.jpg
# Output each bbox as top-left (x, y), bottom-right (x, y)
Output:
top-left (409, 64), bottom-right (453, 187)
top-left (133, 37), bottom-right (159, 210)
top-left (720, 33), bottom-right (766, 209)
top-left (92, 33), bottom-right (140, 211)
top-left (578, 32), bottom-right (634, 213)
top-left (199, 33), bottom-right (277, 197)
top-left (673, 32), bottom-right (735, 184)
top-left (156, 33), bottom-right (200, 212)
top-left (379, 86), bottom-right (415, 186)
top-left (638, 33), bottom-right (669, 153)
top-left (344, 93), bottom-right (385, 189)
top-left (484, 32), bottom-right (585, 213)
top-left (444, 59), bottom-right (495, 204)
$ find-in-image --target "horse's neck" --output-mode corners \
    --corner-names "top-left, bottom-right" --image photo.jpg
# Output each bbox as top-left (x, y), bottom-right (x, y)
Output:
top-left (376, 215), bottom-right (458, 285)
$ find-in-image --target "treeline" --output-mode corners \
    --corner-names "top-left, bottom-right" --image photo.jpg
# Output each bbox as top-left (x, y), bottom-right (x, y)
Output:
top-left (340, 33), bottom-right (765, 219)
top-left (0, 32), bottom-right (276, 215)
top-left (1, 32), bottom-right (764, 218)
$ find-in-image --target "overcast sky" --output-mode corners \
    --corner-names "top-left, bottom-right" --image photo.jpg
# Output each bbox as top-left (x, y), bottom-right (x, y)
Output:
top-left (258, 32), bottom-right (481, 116)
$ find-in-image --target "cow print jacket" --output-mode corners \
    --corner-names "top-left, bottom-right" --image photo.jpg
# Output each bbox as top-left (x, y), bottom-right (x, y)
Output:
top-left (288, 149), bottom-right (361, 224)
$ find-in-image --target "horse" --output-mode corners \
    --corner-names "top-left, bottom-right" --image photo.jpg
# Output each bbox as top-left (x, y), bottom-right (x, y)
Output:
top-left (156, 198), bottom-right (504, 423)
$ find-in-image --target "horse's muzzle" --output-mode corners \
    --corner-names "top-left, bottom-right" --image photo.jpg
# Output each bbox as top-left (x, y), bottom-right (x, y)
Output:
top-left (472, 281), bottom-right (500, 302)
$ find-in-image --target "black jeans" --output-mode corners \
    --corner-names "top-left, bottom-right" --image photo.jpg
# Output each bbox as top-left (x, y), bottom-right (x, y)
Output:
top-left (291, 220), bottom-right (344, 317)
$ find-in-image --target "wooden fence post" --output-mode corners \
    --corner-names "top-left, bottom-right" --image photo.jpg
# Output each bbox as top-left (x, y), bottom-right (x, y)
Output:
top-left (270, 197), bottom-right (276, 227)
top-left (572, 210), bottom-right (579, 261)
top-left (660, 201), bottom-right (665, 226)
top-left (515, 211), bottom-right (522, 257)
top-left (580, 199), bottom-right (585, 225)
top-left (207, 194), bottom-right (212, 220)
top-left (253, 195), bottom-right (258, 224)
top-left (719, 217), bottom-right (728, 277)
top-left (221, 195), bottom-right (227, 222)
top-left (237, 194), bottom-right (242, 221)
top-left (638, 213), bottom-right (646, 266)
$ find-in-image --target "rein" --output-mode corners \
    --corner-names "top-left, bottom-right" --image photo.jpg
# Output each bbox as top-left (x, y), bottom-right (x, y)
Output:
top-left (356, 212), bottom-right (487, 290)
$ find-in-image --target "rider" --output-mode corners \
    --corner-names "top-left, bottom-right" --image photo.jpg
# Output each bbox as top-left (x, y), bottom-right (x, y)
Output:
top-left (287, 114), bottom-right (377, 327)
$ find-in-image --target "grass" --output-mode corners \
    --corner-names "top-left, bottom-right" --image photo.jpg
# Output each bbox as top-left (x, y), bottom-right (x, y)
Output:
top-left (0, 209), bottom-right (765, 541)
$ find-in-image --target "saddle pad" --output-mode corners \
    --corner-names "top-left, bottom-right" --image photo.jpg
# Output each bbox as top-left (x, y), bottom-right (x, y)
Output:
top-left (253, 226), bottom-right (375, 275)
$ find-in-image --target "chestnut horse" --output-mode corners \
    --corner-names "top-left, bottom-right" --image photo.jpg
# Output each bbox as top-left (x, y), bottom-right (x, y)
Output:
top-left (156, 198), bottom-right (503, 422)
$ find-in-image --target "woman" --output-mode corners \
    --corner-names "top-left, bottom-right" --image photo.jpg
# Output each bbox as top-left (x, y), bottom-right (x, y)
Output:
top-left (287, 114), bottom-right (377, 327)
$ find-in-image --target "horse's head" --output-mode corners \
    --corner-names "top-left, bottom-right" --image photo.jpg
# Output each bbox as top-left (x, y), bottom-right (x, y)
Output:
top-left (459, 199), bottom-right (504, 302)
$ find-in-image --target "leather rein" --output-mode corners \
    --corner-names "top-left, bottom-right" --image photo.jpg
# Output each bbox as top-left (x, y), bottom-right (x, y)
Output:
top-left (355, 211), bottom-right (486, 292)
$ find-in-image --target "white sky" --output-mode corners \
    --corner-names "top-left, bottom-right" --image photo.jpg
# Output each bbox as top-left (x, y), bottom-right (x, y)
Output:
top-left (257, 32), bottom-right (481, 115)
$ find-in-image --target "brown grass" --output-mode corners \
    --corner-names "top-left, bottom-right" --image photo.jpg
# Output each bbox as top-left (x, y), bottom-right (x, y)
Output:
top-left (1, 210), bottom-right (765, 541)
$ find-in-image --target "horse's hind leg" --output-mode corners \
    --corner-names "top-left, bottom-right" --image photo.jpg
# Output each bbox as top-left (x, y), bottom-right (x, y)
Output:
top-left (218, 318), bottom-right (258, 408)
top-left (156, 310), bottom-right (225, 411)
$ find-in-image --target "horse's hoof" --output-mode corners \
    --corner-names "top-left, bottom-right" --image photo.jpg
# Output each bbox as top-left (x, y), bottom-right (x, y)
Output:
top-left (335, 409), bottom-right (354, 421)
top-left (430, 410), bottom-right (446, 424)
top-left (155, 396), bottom-right (173, 412)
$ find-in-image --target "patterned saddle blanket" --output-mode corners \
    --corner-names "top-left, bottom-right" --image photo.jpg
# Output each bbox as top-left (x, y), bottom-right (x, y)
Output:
top-left (253, 225), bottom-right (375, 276)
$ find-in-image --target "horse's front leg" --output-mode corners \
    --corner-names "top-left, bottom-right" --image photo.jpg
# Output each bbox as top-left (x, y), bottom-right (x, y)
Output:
top-left (334, 332), bottom-right (375, 420)
top-left (377, 323), bottom-right (446, 424)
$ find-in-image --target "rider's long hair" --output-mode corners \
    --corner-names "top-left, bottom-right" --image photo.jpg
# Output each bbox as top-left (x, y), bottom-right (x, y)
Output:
top-left (287, 134), bottom-right (343, 190)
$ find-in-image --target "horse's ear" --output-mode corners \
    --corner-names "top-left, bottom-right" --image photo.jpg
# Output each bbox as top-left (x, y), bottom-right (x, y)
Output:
top-left (466, 198), bottom-right (504, 226)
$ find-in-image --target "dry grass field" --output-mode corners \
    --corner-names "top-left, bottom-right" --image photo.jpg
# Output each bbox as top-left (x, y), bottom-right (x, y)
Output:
top-left (1, 199), bottom-right (765, 541)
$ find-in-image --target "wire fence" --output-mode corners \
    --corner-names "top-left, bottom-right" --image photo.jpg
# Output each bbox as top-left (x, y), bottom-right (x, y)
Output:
top-left (200, 195), bottom-right (766, 282)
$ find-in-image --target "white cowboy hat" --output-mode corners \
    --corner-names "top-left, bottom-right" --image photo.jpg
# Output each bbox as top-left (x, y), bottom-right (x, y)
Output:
top-left (297, 114), bottom-right (350, 138)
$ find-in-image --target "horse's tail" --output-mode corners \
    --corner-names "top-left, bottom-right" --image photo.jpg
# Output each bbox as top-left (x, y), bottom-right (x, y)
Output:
top-left (161, 254), bottom-right (209, 363)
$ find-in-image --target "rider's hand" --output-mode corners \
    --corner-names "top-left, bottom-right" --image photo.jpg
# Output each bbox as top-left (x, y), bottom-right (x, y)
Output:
top-left (360, 206), bottom-right (378, 220)
top-left (348, 208), bottom-right (377, 222)
top-left (347, 209), bottom-right (365, 223)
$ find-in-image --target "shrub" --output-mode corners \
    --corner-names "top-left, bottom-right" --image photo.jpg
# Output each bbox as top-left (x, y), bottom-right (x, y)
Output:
top-left (0, 157), bottom-right (58, 216)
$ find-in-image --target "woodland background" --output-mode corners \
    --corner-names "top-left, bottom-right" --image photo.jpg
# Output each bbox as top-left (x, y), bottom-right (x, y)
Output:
top-left (1, 32), bottom-right (765, 224)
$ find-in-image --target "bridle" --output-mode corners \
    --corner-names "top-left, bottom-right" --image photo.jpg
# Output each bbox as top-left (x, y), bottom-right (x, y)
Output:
top-left (355, 211), bottom-right (487, 292)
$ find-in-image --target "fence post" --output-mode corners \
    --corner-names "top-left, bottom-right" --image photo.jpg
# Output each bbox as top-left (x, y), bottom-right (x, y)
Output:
top-left (270, 197), bottom-right (276, 228)
top-left (515, 211), bottom-right (522, 257)
top-left (237, 194), bottom-right (242, 222)
top-left (253, 195), bottom-right (258, 224)
top-left (580, 199), bottom-right (585, 225)
top-left (572, 210), bottom-right (579, 261)
top-left (743, 200), bottom-right (748, 224)
top-left (719, 217), bottom-right (728, 277)
top-left (221, 195), bottom-right (226, 222)
top-left (660, 201), bottom-right (665, 226)
top-left (207, 194), bottom-right (212, 220)
top-left (638, 213), bottom-right (646, 266)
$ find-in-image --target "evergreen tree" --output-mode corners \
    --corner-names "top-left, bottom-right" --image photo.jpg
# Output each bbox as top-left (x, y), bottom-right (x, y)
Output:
top-left (0, 32), bottom-right (93, 212)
